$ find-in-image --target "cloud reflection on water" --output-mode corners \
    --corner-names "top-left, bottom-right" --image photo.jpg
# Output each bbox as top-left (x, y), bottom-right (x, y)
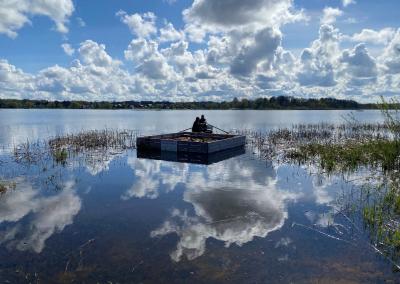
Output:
top-left (122, 156), bottom-right (188, 200)
top-left (0, 180), bottom-right (81, 253)
top-left (152, 186), bottom-right (292, 262)
top-left (125, 155), bottom-right (300, 261)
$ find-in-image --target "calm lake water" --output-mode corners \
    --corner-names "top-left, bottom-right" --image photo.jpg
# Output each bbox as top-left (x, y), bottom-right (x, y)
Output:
top-left (0, 109), bottom-right (398, 283)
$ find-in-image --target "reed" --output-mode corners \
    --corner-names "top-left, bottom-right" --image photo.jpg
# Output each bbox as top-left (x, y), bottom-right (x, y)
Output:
top-left (13, 139), bottom-right (49, 164)
top-left (0, 180), bottom-right (16, 195)
top-left (48, 129), bottom-right (137, 153)
top-left (12, 129), bottom-right (138, 166)
top-left (243, 99), bottom-right (400, 267)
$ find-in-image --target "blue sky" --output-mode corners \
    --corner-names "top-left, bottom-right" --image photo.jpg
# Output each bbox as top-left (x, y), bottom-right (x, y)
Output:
top-left (1, 0), bottom-right (191, 72)
top-left (0, 0), bottom-right (400, 102)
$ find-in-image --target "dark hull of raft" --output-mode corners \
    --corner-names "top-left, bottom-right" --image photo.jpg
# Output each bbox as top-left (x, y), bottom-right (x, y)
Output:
top-left (137, 146), bottom-right (245, 165)
top-left (136, 132), bottom-right (246, 154)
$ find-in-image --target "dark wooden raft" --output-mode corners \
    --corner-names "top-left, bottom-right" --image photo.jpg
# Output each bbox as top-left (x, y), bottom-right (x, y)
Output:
top-left (136, 132), bottom-right (246, 154)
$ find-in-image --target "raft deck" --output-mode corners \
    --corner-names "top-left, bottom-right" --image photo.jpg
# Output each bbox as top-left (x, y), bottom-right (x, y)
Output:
top-left (136, 132), bottom-right (246, 154)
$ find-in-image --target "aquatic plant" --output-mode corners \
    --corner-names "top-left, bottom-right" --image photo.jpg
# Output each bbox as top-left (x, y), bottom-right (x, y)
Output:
top-left (12, 129), bottom-right (138, 166)
top-left (0, 180), bottom-right (16, 195)
top-left (48, 129), bottom-right (137, 153)
top-left (13, 139), bottom-right (48, 164)
top-left (7, 130), bottom-right (139, 192)
top-left (0, 183), bottom-right (6, 194)
top-left (238, 122), bottom-right (394, 164)
top-left (246, 100), bottom-right (400, 269)
top-left (379, 96), bottom-right (400, 139)
top-left (52, 148), bottom-right (68, 164)
top-left (288, 139), bottom-right (400, 174)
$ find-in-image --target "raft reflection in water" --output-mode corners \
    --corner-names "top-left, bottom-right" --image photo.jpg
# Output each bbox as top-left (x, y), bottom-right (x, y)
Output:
top-left (137, 146), bottom-right (245, 165)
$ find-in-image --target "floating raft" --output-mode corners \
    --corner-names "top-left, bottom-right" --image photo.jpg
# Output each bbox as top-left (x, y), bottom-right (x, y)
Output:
top-left (136, 132), bottom-right (246, 154)
top-left (137, 146), bottom-right (245, 165)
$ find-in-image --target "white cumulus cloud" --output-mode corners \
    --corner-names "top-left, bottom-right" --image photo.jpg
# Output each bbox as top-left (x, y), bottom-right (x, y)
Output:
top-left (117, 10), bottom-right (157, 38)
top-left (61, 43), bottom-right (75, 56)
top-left (342, 0), bottom-right (356, 7)
top-left (340, 43), bottom-right (378, 86)
top-left (183, 0), bottom-right (306, 42)
top-left (0, 0), bottom-right (74, 38)
top-left (380, 29), bottom-right (400, 74)
top-left (346, 28), bottom-right (396, 45)
top-left (0, 1), bottom-right (400, 103)
top-left (159, 22), bottom-right (184, 43)
top-left (297, 25), bottom-right (340, 87)
top-left (230, 27), bottom-right (281, 77)
top-left (321, 7), bottom-right (343, 25)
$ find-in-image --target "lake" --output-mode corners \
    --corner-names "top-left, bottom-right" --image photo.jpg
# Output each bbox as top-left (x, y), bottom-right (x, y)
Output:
top-left (0, 109), bottom-right (397, 283)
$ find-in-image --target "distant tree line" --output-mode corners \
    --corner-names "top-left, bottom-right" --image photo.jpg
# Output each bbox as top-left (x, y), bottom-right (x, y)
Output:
top-left (0, 96), bottom-right (383, 110)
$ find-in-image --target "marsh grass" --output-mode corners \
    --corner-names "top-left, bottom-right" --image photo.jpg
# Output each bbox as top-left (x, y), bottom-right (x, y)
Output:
top-left (52, 148), bottom-right (68, 164)
top-left (288, 138), bottom-right (400, 267)
top-left (360, 178), bottom-right (400, 265)
top-left (48, 129), bottom-right (137, 154)
top-left (0, 183), bottom-right (6, 195)
top-left (8, 129), bottom-right (139, 191)
top-left (247, 98), bottom-right (400, 268)
top-left (13, 129), bottom-right (138, 166)
top-left (289, 139), bottom-right (400, 174)
top-left (0, 180), bottom-right (16, 195)
top-left (380, 97), bottom-right (400, 139)
top-left (14, 140), bottom-right (48, 164)
top-left (239, 122), bottom-right (394, 163)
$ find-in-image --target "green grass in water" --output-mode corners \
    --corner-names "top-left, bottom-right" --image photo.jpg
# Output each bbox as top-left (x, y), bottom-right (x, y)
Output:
top-left (289, 140), bottom-right (400, 173)
top-left (52, 148), bottom-right (68, 164)
top-left (288, 138), bottom-right (400, 262)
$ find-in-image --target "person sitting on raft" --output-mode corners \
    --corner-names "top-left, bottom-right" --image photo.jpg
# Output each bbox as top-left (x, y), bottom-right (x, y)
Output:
top-left (199, 115), bottom-right (207, 132)
top-left (192, 117), bottom-right (201, 132)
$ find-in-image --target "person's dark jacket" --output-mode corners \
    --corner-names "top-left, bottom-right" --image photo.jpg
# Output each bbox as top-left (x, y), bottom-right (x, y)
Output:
top-left (192, 119), bottom-right (200, 132)
top-left (199, 116), bottom-right (207, 132)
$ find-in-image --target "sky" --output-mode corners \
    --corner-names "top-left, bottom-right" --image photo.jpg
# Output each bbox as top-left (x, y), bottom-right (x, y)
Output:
top-left (0, 0), bottom-right (400, 102)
